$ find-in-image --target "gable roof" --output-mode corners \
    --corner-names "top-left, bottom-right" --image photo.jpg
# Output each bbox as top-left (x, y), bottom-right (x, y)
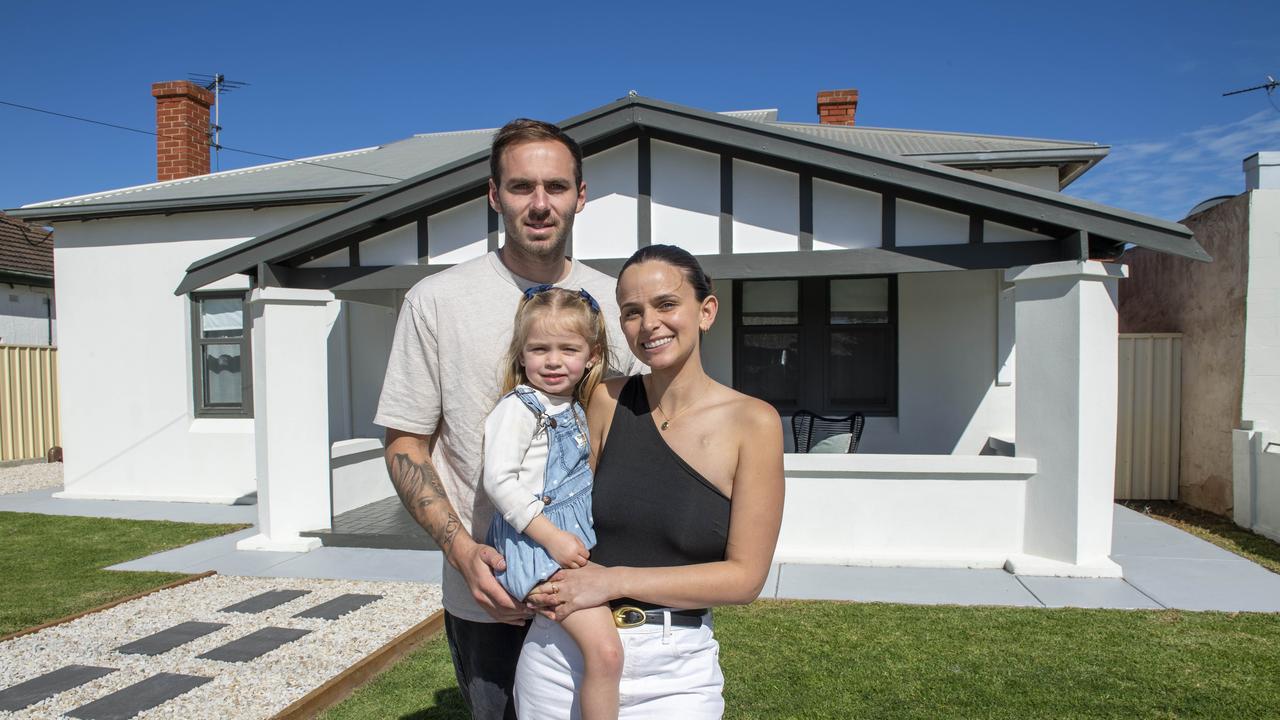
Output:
top-left (10, 104), bottom-right (1106, 223)
top-left (0, 212), bottom-right (54, 281)
top-left (173, 95), bottom-right (1202, 296)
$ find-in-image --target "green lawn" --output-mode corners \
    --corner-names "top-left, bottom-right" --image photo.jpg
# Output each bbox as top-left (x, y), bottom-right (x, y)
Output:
top-left (0, 511), bottom-right (246, 637)
top-left (324, 601), bottom-right (1280, 719)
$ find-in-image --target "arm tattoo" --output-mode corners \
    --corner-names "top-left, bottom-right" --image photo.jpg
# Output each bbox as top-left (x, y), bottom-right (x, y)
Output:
top-left (387, 452), bottom-right (463, 552)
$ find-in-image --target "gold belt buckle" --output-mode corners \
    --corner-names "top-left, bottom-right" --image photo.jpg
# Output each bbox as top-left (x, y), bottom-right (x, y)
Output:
top-left (612, 605), bottom-right (647, 629)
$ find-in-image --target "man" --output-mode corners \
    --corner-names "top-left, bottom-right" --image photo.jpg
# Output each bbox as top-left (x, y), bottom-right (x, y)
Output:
top-left (374, 118), bottom-right (641, 719)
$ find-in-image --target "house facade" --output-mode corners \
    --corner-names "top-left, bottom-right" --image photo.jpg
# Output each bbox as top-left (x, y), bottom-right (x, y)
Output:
top-left (0, 213), bottom-right (56, 347)
top-left (1120, 151), bottom-right (1279, 540)
top-left (10, 83), bottom-right (1206, 576)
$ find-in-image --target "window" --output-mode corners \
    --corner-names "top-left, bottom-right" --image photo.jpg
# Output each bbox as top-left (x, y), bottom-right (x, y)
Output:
top-left (191, 291), bottom-right (252, 418)
top-left (734, 276), bottom-right (896, 416)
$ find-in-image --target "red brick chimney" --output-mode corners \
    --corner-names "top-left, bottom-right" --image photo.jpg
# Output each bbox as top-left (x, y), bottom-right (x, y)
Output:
top-left (151, 81), bottom-right (213, 181)
top-left (817, 88), bottom-right (859, 126)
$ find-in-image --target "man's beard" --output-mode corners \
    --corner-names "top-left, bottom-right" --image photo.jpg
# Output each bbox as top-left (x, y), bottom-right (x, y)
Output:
top-left (503, 210), bottom-right (573, 259)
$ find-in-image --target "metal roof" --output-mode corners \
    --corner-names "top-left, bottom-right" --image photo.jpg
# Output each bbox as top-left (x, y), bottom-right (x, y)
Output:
top-left (172, 94), bottom-right (1203, 296)
top-left (11, 107), bottom-right (1105, 222)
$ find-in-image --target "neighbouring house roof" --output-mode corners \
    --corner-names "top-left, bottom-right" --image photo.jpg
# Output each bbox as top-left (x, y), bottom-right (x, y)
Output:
top-left (9, 103), bottom-right (1107, 223)
top-left (172, 95), bottom-right (1202, 296)
top-left (0, 212), bottom-right (54, 283)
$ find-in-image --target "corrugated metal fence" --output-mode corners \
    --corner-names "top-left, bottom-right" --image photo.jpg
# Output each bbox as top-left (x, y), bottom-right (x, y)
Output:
top-left (1115, 333), bottom-right (1181, 500)
top-left (0, 344), bottom-right (60, 462)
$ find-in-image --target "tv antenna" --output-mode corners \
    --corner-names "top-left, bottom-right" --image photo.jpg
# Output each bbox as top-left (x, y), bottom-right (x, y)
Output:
top-left (1223, 75), bottom-right (1278, 98)
top-left (189, 73), bottom-right (250, 169)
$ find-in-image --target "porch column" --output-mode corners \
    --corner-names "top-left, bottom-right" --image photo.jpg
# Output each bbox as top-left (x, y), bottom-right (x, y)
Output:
top-left (1005, 260), bottom-right (1127, 577)
top-left (236, 287), bottom-right (337, 552)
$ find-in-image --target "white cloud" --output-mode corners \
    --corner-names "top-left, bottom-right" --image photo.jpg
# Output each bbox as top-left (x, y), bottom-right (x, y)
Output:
top-left (1066, 110), bottom-right (1280, 220)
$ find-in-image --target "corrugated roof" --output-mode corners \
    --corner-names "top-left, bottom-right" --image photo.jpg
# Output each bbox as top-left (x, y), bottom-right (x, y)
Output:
top-left (770, 122), bottom-right (1103, 157)
top-left (0, 212), bottom-right (54, 277)
top-left (15, 107), bottom-right (1105, 218)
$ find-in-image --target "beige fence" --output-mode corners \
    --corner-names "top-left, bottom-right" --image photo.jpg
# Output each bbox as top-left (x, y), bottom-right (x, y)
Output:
top-left (1115, 333), bottom-right (1181, 500)
top-left (0, 345), bottom-right (60, 462)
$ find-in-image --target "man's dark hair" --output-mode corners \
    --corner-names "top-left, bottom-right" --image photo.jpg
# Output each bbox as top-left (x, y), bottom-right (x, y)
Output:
top-left (619, 244), bottom-right (714, 301)
top-left (489, 118), bottom-right (583, 187)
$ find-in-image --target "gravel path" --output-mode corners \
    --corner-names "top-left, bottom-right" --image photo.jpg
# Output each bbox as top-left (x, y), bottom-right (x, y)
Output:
top-left (0, 462), bottom-right (61, 496)
top-left (0, 575), bottom-right (443, 719)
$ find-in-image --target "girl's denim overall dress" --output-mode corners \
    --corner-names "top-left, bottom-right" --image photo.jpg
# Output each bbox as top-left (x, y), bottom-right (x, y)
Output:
top-left (486, 386), bottom-right (597, 601)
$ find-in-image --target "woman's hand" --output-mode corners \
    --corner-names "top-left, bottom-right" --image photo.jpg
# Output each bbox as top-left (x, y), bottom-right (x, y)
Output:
top-left (526, 562), bottom-right (617, 621)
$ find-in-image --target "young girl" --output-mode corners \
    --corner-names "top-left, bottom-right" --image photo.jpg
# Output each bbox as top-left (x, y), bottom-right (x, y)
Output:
top-left (483, 285), bottom-right (623, 720)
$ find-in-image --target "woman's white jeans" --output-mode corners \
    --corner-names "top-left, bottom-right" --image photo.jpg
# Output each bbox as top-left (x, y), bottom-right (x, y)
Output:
top-left (514, 613), bottom-right (724, 719)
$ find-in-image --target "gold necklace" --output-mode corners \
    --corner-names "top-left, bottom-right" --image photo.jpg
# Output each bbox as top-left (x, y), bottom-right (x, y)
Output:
top-left (651, 377), bottom-right (710, 431)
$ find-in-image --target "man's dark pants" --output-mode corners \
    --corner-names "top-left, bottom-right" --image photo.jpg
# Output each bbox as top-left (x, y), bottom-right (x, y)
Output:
top-left (445, 612), bottom-right (531, 719)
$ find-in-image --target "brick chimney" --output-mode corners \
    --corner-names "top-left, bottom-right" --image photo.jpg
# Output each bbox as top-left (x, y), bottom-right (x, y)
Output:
top-left (151, 81), bottom-right (213, 181)
top-left (817, 88), bottom-right (859, 126)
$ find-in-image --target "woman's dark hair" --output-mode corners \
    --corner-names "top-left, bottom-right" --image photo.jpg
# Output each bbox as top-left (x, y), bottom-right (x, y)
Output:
top-left (618, 244), bottom-right (714, 301)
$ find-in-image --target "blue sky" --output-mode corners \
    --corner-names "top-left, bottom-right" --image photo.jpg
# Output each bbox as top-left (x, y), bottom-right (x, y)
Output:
top-left (3, 0), bottom-right (1278, 221)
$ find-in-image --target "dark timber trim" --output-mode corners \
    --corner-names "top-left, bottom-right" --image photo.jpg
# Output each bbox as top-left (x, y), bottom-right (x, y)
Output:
top-left (1063, 230), bottom-right (1088, 260)
top-left (881, 193), bottom-right (896, 249)
top-left (637, 134), bottom-right (652, 247)
top-left (799, 172), bottom-right (814, 251)
top-left (417, 218), bottom-right (430, 262)
top-left (175, 95), bottom-right (1205, 295)
top-left (969, 215), bottom-right (983, 245)
top-left (720, 154), bottom-right (733, 254)
top-left (348, 241), bottom-right (360, 267)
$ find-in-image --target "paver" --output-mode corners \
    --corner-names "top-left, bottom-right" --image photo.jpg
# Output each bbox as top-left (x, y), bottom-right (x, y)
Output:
top-left (115, 621), bottom-right (228, 656)
top-left (65, 672), bottom-right (212, 720)
top-left (219, 589), bottom-right (310, 613)
top-left (197, 626), bottom-right (312, 663)
top-left (293, 593), bottom-right (382, 620)
top-left (0, 665), bottom-right (115, 712)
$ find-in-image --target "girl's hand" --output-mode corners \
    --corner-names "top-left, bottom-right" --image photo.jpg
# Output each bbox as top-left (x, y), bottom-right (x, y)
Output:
top-left (526, 563), bottom-right (616, 621)
top-left (545, 529), bottom-right (590, 569)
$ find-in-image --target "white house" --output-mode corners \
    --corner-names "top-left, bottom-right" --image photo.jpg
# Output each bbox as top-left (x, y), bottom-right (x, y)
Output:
top-left (9, 83), bottom-right (1207, 576)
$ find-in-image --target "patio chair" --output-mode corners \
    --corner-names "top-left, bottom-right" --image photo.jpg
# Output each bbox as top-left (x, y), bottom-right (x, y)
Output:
top-left (792, 410), bottom-right (865, 453)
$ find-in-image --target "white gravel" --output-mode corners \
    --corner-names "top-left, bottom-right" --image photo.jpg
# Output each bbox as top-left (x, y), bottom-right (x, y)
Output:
top-left (0, 462), bottom-right (62, 495)
top-left (0, 574), bottom-right (443, 719)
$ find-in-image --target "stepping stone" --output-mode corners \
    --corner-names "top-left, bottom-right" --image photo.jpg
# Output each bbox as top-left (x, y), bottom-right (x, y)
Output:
top-left (197, 626), bottom-right (311, 663)
top-left (293, 593), bottom-right (383, 620)
top-left (0, 665), bottom-right (115, 712)
top-left (115, 621), bottom-right (229, 656)
top-left (219, 589), bottom-right (310, 614)
top-left (65, 672), bottom-right (211, 720)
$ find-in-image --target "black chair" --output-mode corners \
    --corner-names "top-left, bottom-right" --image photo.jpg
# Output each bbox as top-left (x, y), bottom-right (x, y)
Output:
top-left (791, 410), bottom-right (865, 453)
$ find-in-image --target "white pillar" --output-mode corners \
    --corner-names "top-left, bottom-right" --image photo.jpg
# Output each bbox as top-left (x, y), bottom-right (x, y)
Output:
top-left (1004, 260), bottom-right (1127, 578)
top-left (236, 287), bottom-right (337, 552)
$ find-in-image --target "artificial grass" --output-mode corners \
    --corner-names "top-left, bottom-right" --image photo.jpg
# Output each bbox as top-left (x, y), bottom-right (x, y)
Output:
top-left (1122, 500), bottom-right (1280, 576)
top-left (0, 511), bottom-right (246, 637)
top-left (323, 601), bottom-right (1280, 719)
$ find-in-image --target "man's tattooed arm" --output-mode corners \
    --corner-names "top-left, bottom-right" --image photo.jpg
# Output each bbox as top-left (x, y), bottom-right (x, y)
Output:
top-left (385, 435), bottom-right (464, 555)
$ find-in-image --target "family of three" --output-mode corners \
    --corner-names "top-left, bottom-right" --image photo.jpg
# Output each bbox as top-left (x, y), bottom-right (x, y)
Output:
top-left (374, 118), bottom-right (785, 719)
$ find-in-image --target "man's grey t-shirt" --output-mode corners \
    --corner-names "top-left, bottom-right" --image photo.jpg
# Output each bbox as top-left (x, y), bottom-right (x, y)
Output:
top-left (374, 251), bottom-right (641, 622)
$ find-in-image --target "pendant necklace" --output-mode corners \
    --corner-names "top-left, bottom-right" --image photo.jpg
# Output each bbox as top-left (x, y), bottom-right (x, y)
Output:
top-left (652, 377), bottom-right (709, 431)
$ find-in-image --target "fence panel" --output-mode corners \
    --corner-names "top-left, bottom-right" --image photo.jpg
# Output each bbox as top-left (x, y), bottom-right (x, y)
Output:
top-left (1115, 334), bottom-right (1180, 500)
top-left (0, 344), bottom-right (60, 462)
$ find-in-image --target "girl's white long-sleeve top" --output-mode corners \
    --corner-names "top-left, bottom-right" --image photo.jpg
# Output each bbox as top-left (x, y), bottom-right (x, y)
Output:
top-left (482, 387), bottom-right (573, 533)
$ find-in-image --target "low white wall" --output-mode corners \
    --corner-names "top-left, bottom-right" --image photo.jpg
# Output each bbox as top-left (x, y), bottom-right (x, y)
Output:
top-left (331, 437), bottom-right (395, 515)
top-left (775, 453), bottom-right (1034, 567)
top-left (1234, 428), bottom-right (1280, 542)
top-left (50, 204), bottom-right (339, 503)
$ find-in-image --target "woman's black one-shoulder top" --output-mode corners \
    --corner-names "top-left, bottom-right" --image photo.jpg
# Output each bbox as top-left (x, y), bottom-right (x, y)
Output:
top-left (590, 375), bottom-right (730, 577)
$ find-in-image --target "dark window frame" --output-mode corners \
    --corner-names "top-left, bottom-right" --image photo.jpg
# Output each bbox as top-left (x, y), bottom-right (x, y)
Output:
top-left (733, 275), bottom-right (898, 417)
top-left (190, 290), bottom-right (253, 419)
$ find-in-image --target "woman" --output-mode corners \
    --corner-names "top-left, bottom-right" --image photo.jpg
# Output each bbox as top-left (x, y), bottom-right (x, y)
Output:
top-left (515, 244), bottom-right (785, 718)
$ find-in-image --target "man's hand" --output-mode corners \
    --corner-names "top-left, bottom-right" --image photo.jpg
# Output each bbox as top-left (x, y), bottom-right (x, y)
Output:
top-left (449, 536), bottom-right (532, 625)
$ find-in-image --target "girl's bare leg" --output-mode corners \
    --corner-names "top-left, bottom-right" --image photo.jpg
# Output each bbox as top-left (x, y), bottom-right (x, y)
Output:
top-left (559, 605), bottom-right (623, 720)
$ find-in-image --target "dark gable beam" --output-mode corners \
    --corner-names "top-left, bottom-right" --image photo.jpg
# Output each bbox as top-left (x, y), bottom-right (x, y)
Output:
top-left (177, 96), bottom-right (1204, 295)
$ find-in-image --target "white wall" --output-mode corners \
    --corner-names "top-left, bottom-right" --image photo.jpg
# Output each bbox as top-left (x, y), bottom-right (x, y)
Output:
top-left (651, 140), bottom-right (720, 254)
top-left (813, 179), bottom-right (880, 250)
top-left (896, 199), bottom-right (968, 246)
top-left (973, 167), bottom-right (1061, 192)
top-left (733, 159), bottom-right (798, 253)
top-left (0, 284), bottom-right (55, 346)
top-left (428, 198), bottom-right (488, 265)
top-left (50, 204), bottom-right (340, 503)
top-left (575, 140), bottom-right (637, 259)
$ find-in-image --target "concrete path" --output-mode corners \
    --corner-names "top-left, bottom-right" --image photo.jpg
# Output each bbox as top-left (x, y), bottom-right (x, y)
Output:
top-left (5, 490), bottom-right (1279, 612)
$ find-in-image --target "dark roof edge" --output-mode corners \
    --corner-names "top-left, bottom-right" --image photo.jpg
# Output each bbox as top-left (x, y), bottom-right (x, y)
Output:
top-left (0, 269), bottom-right (53, 286)
top-left (5, 187), bottom-right (377, 223)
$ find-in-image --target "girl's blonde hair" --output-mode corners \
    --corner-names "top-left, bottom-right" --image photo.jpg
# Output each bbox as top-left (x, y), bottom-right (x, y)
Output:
top-left (501, 287), bottom-right (609, 408)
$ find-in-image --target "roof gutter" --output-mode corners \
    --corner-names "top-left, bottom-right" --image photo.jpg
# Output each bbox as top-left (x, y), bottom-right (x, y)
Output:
top-left (5, 186), bottom-right (380, 223)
